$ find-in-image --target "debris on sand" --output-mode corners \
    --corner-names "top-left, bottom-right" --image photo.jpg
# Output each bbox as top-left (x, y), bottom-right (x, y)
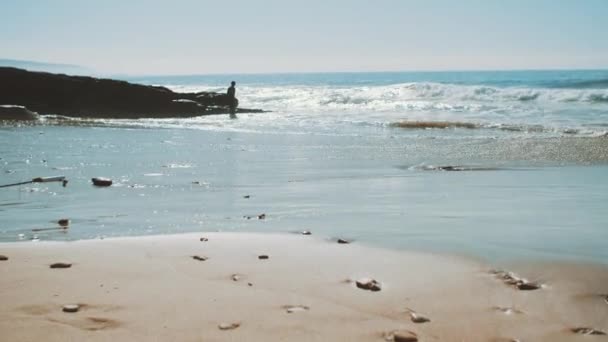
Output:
top-left (355, 278), bottom-right (382, 292)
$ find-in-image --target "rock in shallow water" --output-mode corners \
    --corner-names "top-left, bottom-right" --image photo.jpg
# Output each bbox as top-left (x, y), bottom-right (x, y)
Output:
top-left (355, 278), bottom-right (382, 292)
top-left (91, 177), bottom-right (112, 187)
top-left (0, 105), bottom-right (39, 121)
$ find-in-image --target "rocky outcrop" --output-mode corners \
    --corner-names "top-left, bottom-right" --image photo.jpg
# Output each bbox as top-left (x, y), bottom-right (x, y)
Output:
top-left (0, 67), bottom-right (264, 119)
top-left (0, 105), bottom-right (39, 120)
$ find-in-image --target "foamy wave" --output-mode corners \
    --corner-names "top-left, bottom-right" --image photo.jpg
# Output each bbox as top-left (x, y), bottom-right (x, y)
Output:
top-left (165, 83), bottom-right (608, 114)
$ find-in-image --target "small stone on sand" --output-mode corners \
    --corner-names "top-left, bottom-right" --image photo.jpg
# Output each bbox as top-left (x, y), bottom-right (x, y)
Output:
top-left (388, 330), bottom-right (418, 342)
top-left (355, 278), bottom-right (382, 292)
top-left (199, 237), bottom-right (208, 242)
top-left (50, 262), bottom-right (72, 269)
top-left (571, 327), bottom-right (606, 335)
top-left (0, 255), bottom-right (8, 261)
top-left (218, 322), bottom-right (240, 330)
top-left (58, 219), bottom-right (70, 226)
top-left (337, 238), bottom-right (350, 244)
top-left (62, 304), bottom-right (80, 313)
top-left (258, 255), bottom-right (269, 260)
top-left (192, 255), bottom-right (208, 261)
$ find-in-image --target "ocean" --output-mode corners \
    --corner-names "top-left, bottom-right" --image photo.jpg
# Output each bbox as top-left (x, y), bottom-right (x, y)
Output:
top-left (1, 70), bottom-right (607, 264)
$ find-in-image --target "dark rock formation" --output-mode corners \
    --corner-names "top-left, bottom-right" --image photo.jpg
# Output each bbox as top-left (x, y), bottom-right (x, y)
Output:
top-left (0, 105), bottom-right (39, 120)
top-left (0, 67), bottom-right (264, 118)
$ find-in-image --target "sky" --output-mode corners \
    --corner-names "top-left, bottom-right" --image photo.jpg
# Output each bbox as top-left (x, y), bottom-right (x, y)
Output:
top-left (1, 0), bottom-right (607, 75)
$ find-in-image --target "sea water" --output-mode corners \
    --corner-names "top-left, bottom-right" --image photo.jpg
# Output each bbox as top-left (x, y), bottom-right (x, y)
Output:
top-left (1, 70), bottom-right (607, 264)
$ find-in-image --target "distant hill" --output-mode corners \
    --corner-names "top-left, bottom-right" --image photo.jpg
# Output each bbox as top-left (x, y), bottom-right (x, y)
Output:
top-left (0, 59), bottom-right (93, 75)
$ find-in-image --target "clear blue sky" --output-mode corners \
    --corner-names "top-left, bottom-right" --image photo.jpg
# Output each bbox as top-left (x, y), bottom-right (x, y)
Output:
top-left (1, 0), bottom-right (607, 74)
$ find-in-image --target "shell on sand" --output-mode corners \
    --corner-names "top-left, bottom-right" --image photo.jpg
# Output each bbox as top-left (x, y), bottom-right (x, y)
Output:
top-left (218, 322), bottom-right (240, 330)
top-left (409, 312), bottom-right (430, 323)
top-left (492, 306), bottom-right (524, 315)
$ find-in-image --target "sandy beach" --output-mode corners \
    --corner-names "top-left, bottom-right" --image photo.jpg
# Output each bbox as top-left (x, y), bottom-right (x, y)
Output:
top-left (1, 233), bottom-right (607, 341)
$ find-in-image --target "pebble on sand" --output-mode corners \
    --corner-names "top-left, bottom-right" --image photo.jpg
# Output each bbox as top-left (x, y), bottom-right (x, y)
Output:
top-left (218, 322), bottom-right (240, 330)
top-left (50, 262), bottom-right (72, 269)
top-left (355, 278), bottom-right (382, 292)
top-left (258, 255), bottom-right (269, 260)
top-left (571, 327), bottom-right (606, 335)
top-left (337, 238), bottom-right (350, 244)
top-left (0, 255), bottom-right (8, 261)
top-left (192, 255), bottom-right (208, 261)
top-left (200, 237), bottom-right (208, 242)
top-left (62, 304), bottom-right (80, 313)
top-left (91, 177), bottom-right (112, 187)
top-left (58, 218), bottom-right (70, 227)
top-left (386, 329), bottom-right (418, 342)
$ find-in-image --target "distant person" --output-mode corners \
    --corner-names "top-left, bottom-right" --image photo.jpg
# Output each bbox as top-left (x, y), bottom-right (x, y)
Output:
top-left (227, 81), bottom-right (237, 118)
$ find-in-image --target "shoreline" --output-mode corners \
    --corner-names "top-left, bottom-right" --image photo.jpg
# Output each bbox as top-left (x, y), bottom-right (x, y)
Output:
top-left (1, 232), bottom-right (607, 341)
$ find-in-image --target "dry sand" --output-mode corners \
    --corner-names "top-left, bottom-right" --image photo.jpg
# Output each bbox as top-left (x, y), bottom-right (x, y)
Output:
top-left (1, 233), bottom-right (607, 341)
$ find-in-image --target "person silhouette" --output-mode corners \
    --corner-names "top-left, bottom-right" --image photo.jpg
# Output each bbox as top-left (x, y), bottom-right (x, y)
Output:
top-left (227, 81), bottom-right (237, 118)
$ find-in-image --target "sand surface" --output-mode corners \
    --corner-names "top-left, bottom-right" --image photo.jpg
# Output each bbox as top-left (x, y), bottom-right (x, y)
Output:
top-left (1, 233), bottom-right (607, 341)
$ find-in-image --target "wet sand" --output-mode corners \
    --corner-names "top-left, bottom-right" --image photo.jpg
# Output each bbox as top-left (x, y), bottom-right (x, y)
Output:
top-left (1, 233), bottom-right (607, 341)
